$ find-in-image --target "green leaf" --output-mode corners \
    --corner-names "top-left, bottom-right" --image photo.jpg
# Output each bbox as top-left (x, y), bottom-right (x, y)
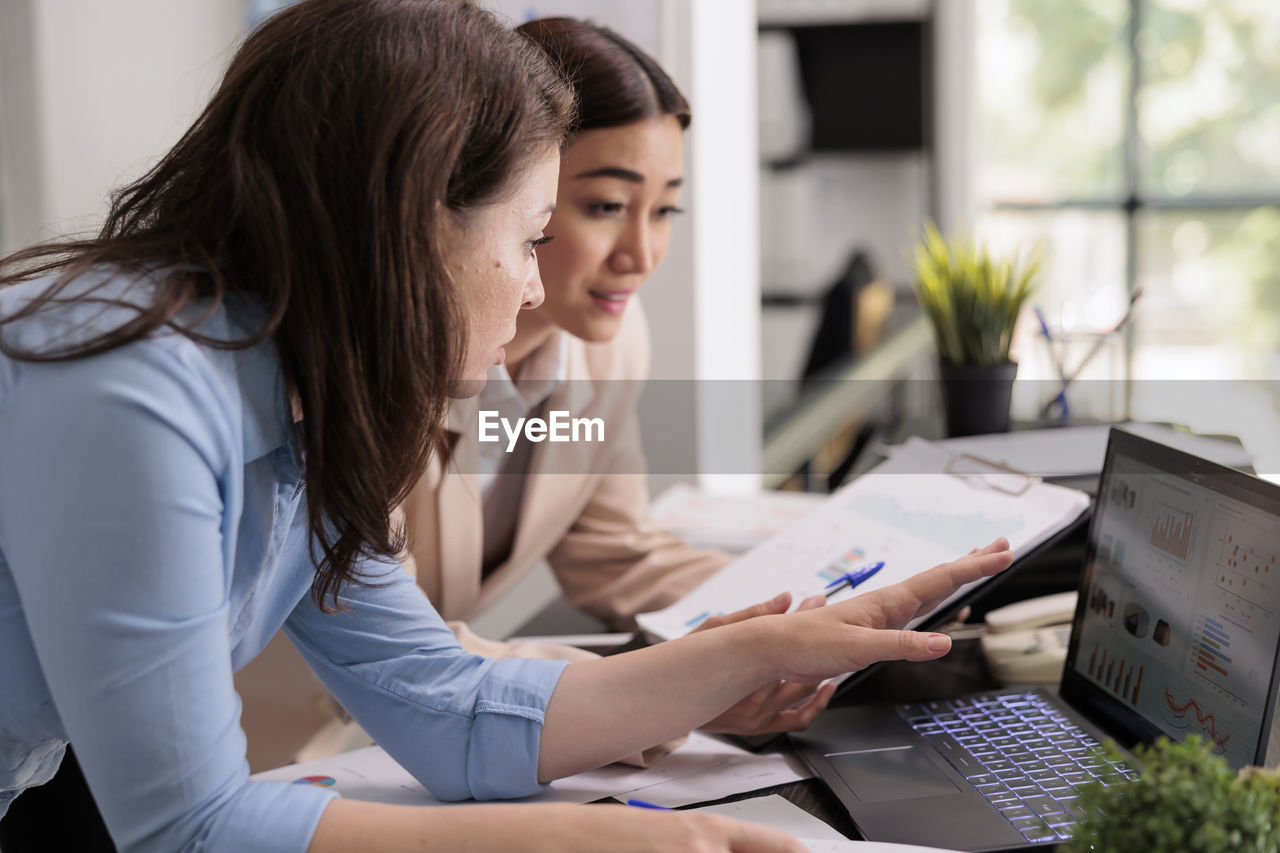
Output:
top-left (907, 221), bottom-right (1045, 367)
top-left (1061, 736), bottom-right (1280, 852)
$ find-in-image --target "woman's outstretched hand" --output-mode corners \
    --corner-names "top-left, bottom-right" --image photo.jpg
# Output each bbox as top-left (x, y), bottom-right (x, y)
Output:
top-left (761, 538), bottom-right (1014, 684)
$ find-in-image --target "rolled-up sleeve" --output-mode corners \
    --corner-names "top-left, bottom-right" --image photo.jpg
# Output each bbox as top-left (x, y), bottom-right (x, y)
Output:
top-left (283, 565), bottom-right (568, 801)
top-left (0, 344), bottom-right (338, 852)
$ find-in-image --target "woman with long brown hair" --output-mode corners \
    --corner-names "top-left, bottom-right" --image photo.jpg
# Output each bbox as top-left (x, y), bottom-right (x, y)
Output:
top-left (0, 1), bottom-right (1013, 850)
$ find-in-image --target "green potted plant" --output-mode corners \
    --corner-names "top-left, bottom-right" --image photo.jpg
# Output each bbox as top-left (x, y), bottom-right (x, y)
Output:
top-left (909, 222), bottom-right (1043, 436)
top-left (1064, 736), bottom-right (1280, 853)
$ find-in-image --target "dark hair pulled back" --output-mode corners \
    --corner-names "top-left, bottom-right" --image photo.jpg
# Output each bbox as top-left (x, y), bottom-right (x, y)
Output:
top-left (516, 16), bottom-right (691, 135)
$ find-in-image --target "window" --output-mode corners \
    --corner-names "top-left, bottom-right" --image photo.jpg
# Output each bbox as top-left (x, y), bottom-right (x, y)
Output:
top-left (975, 0), bottom-right (1280, 468)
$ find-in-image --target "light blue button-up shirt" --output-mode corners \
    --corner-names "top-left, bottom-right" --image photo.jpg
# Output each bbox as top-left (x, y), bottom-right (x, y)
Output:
top-left (0, 269), bottom-right (568, 852)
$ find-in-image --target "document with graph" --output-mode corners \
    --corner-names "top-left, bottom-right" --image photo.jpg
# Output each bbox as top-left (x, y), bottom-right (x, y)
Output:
top-left (636, 437), bottom-right (1091, 642)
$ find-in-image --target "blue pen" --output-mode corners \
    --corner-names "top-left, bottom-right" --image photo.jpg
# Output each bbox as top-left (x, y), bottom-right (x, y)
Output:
top-left (824, 561), bottom-right (885, 597)
top-left (626, 799), bottom-right (672, 810)
top-left (1034, 306), bottom-right (1070, 420)
top-left (1033, 306), bottom-right (1053, 341)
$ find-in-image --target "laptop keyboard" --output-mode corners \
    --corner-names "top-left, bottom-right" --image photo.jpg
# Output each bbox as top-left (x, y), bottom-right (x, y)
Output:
top-left (896, 690), bottom-right (1140, 844)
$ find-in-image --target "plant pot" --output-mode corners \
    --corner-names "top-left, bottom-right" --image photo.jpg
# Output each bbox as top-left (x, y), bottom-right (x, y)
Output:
top-left (938, 361), bottom-right (1018, 437)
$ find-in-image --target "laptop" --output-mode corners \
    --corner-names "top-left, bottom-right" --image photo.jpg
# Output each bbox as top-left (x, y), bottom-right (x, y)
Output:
top-left (791, 427), bottom-right (1280, 851)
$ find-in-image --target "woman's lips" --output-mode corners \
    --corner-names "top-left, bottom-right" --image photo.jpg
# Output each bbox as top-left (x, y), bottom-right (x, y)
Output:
top-left (588, 289), bottom-right (633, 316)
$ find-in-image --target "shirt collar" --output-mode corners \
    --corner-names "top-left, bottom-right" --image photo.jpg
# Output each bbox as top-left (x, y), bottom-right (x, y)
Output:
top-left (235, 339), bottom-right (296, 464)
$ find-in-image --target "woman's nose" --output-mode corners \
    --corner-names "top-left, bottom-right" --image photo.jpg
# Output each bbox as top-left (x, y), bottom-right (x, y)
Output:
top-left (522, 267), bottom-right (545, 309)
top-left (610, 221), bottom-right (655, 276)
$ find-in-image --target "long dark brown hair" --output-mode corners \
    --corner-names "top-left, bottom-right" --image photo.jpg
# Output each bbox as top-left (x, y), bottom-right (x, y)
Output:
top-left (0, 0), bottom-right (573, 608)
top-left (516, 17), bottom-right (692, 134)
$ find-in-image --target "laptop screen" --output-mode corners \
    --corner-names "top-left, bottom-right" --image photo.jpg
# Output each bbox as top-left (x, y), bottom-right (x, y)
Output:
top-left (1061, 428), bottom-right (1280, 769)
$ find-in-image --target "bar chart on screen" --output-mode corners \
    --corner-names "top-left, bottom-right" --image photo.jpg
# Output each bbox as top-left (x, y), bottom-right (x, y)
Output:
top-left (1141, 479), bottom-right (1203, 589)
top-left (1086, 641), bottom-right (1146, 706)
top-left (1150, 505), bottom-right (1194, 562)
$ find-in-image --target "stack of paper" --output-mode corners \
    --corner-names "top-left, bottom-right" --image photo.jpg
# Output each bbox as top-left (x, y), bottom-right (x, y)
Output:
top-left (636, 438), bottom-right (1091, 641)
top-left (649, 482), bottom-right (826, 553)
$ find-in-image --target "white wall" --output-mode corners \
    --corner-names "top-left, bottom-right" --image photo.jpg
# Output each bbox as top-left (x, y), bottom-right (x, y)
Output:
top-left (0, 0), bottom-right (244, 251)
top-left (934, 0), bottom-right (977, 235)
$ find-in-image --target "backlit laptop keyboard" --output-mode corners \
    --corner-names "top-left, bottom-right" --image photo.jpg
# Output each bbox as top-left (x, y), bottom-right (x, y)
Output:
top-left (896, 690), bottom-right (1140, 844)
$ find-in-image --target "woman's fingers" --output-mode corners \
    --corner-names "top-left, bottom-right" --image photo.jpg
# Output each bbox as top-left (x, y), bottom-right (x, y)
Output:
top-left (686, 813), bottom-right (807, 853)
top-left (695, 590), bottom-right (822, 635)
top-left (849, 545), bottom-right (1014, 629)
top-left (795, 594), bottom-right (826, 612)
top-left (848, 627), bottom-right (952, 669)
top-left (702, 678), bottom-right (833, 735)
top-left (695, 592), bottom-right (793, 633)
top-left (768, 681), bottom-right (837, 733)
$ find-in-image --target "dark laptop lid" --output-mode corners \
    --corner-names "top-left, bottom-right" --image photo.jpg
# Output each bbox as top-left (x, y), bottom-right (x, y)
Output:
top-left (1059, 427), bottom-right (1280, 769)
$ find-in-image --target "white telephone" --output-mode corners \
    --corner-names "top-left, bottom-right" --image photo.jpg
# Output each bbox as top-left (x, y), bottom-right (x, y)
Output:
top-left (979, 592), bottom-right (1078, 687)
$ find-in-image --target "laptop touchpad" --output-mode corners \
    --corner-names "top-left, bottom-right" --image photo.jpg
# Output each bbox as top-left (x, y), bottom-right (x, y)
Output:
top-left (826, 746), bottom-right (960, 802)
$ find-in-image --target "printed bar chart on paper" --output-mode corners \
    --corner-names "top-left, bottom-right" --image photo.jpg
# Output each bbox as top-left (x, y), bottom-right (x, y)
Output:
top-left (817, 549), bottom-right (867, 586)
top-left (637, 439), bottom-right (1090, 641)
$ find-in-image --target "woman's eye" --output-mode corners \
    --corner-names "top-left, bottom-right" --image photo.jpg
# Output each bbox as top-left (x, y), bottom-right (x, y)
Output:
top-left (655, 205), bottom-right (685, 219)
top-left (525, 235), bottom-right (554, 256)
top-left (587, 202), bottom-right (625, 217)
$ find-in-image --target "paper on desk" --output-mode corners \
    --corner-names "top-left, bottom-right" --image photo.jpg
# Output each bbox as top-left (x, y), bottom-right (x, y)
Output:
top-left (687, 797), bottom-right (961, 853)
top-left (251, 731), bottom-right (810, 808)
top-left (650, 482), bottom-right (825, 553)
top-left (797, 841), bottom-right (960, 853)
top-left (909, 422), bottom-right (1252, 479)
top-left (685, 794), bottom-right (844, 840)
top-left (576, 735), bottom-right (811, 808)
top-left (636, 439), bottom-right (1090, 641)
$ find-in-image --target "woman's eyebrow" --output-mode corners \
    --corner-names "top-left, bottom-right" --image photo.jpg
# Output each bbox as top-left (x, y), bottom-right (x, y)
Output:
top-left (573, 167), bottom-right (684, 189)
top-left (574, 166), bottom-right (643, 182)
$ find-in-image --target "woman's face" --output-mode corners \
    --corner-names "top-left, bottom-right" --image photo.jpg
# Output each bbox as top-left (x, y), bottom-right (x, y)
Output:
top-left (446, 149), bottom-right (560, 395)
top-left (532, 115), bottom-right (684, 342)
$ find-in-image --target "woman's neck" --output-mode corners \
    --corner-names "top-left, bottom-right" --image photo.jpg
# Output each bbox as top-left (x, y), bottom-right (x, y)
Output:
top-left (501, 312), bottom-right (559, 380)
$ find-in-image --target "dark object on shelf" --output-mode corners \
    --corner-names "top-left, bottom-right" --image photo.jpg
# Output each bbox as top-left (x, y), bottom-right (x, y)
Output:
top-left (801, 251), bottom-right (875, 381)
top-left (786, 22), bottom-right (926, 152)
top-left (938, 361), bottom-right (1018, 437)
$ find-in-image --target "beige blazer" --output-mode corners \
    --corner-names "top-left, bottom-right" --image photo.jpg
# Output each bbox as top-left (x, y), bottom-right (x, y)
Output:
top-left (403, 301), bottom-right (731, 654)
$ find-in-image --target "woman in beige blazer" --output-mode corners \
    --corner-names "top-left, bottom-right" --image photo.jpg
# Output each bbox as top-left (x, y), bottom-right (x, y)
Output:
top-left (401, 18), bottom-right (839, 740)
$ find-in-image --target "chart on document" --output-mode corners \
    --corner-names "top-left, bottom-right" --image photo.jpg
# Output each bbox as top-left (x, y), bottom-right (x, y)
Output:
top-left (637, 439), bottom-right (1090, 640)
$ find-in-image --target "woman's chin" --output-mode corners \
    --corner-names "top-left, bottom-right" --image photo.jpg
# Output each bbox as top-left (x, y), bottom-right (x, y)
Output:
top-left (448, 377), bottom-right (487, 399)
top-left (570, 315), bottom-right (624, 344)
